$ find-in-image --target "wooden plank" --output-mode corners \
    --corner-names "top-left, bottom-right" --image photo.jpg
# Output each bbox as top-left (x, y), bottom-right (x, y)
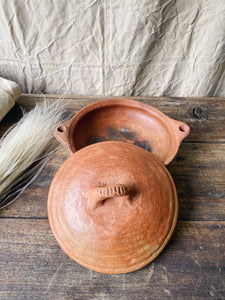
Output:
top-left (0, 94), bottom-right (224, 300)
top-left (0, 94), bottom-right (225, 143)
top-left (1, 142), bottom-right (224, 221)
top-left (171, 142), bottom-right (225, 182)
top-left (1, 94), bottom-right (224, 219)
top-left (0, 219), bottom-right (224, 300)
top-left (171, 142), bottom-right (225, 220)
top-left (20, 95), bottom-right (225, 143)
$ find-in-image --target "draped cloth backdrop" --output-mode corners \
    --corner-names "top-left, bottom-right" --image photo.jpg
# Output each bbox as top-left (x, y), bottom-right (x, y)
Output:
top-left (0, 0), bottom-right (224, 97)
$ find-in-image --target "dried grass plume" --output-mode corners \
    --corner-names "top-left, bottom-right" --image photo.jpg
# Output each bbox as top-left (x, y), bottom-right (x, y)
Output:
top-left (0, 99), bottom-right (67, 208)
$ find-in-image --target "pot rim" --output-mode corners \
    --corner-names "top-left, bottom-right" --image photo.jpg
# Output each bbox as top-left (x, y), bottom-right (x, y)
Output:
top-left (54, 98), bottom-right (190, 165)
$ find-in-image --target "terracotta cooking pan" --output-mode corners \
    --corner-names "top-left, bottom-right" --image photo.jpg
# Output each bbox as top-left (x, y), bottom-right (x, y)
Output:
top-left (54, 99), bottom-right (190, 165)
top-left (48, 99), bottom-right (190, 274)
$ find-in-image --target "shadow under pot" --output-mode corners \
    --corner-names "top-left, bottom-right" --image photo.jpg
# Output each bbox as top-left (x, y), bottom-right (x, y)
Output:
top-left (48, 141), bottom-right (178, 274)
top-left (55, 99), bottom-right (190, 166)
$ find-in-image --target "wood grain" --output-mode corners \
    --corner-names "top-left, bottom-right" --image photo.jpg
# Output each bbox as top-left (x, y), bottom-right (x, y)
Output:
top-left (0, 94), bottom-right (224, 299)
top-left (0, 219), bottom-right (224, 300)
top-left (1, 143), bottom-right (224, 220)
top-left (1, 95), bottom-right (225, 143)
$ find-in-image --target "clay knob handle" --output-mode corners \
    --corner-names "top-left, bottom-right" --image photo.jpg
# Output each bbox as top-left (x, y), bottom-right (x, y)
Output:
top-left (89, 184), bottom-right (131, 209)
top-left (97, 184), bottom-right (129, 199)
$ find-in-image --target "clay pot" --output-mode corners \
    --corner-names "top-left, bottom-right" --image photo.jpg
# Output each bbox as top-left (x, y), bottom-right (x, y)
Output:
top-left (48, 141), bottom-right (178, 274)
top-left (55, 99), bottom-right (190, 165)
top-left (48, 99), bottom-right (190, 273)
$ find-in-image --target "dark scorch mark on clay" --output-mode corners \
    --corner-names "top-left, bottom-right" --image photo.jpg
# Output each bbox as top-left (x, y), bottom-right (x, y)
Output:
top-left (87, 135), bottom-right (109, 145)
top-left (107, 126), bottom-right (138, 141)
top-left (86, 126), bottom-right (152, 153)
top-left (120, 128), bottom-right (138, 140)
top-left (106, 126), bottom-right (121, 141)
top-left (133, 140), bottom-right (152, 152)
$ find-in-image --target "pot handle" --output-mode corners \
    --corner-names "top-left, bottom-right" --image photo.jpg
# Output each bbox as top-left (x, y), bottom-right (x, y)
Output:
top-left (54, 120), bottom-right (73, 153)
top-left (88, 184), bottom-right (136, 209)
top-left (169, 119), bottom-right (190, 144)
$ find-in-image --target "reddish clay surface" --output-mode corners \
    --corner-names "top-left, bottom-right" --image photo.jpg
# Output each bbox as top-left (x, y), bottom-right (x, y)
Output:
top-left (54, 99), bottom-right (190, 165)
top-left (48, 141), bottom-right (178, 274)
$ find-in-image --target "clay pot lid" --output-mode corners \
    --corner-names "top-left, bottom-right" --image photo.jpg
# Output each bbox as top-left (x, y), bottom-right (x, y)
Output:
top-left (48, 141), bottom-right (178, 274)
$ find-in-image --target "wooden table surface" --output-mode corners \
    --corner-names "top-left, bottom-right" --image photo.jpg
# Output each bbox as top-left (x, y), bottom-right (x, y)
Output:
top-left (0, 94), bottom-right (224, 300)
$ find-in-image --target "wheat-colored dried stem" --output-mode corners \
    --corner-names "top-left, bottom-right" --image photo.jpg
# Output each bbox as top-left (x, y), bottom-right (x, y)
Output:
top-left (0, 99), bottom-right (67, 208)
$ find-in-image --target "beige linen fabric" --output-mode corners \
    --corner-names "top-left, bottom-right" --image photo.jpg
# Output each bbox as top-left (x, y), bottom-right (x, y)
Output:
top-left (0, 0), bottom-right (224, 97)
top-left (0, 77), bottom-right (21, 121)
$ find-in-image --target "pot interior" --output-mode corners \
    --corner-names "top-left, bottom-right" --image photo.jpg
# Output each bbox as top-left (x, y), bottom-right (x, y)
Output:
top-left (72, 104), bottom-right (175, 164)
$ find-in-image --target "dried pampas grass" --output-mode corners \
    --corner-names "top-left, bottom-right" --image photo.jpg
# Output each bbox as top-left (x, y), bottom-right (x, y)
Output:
top-left (0, 100), bottom-right (67, 209)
